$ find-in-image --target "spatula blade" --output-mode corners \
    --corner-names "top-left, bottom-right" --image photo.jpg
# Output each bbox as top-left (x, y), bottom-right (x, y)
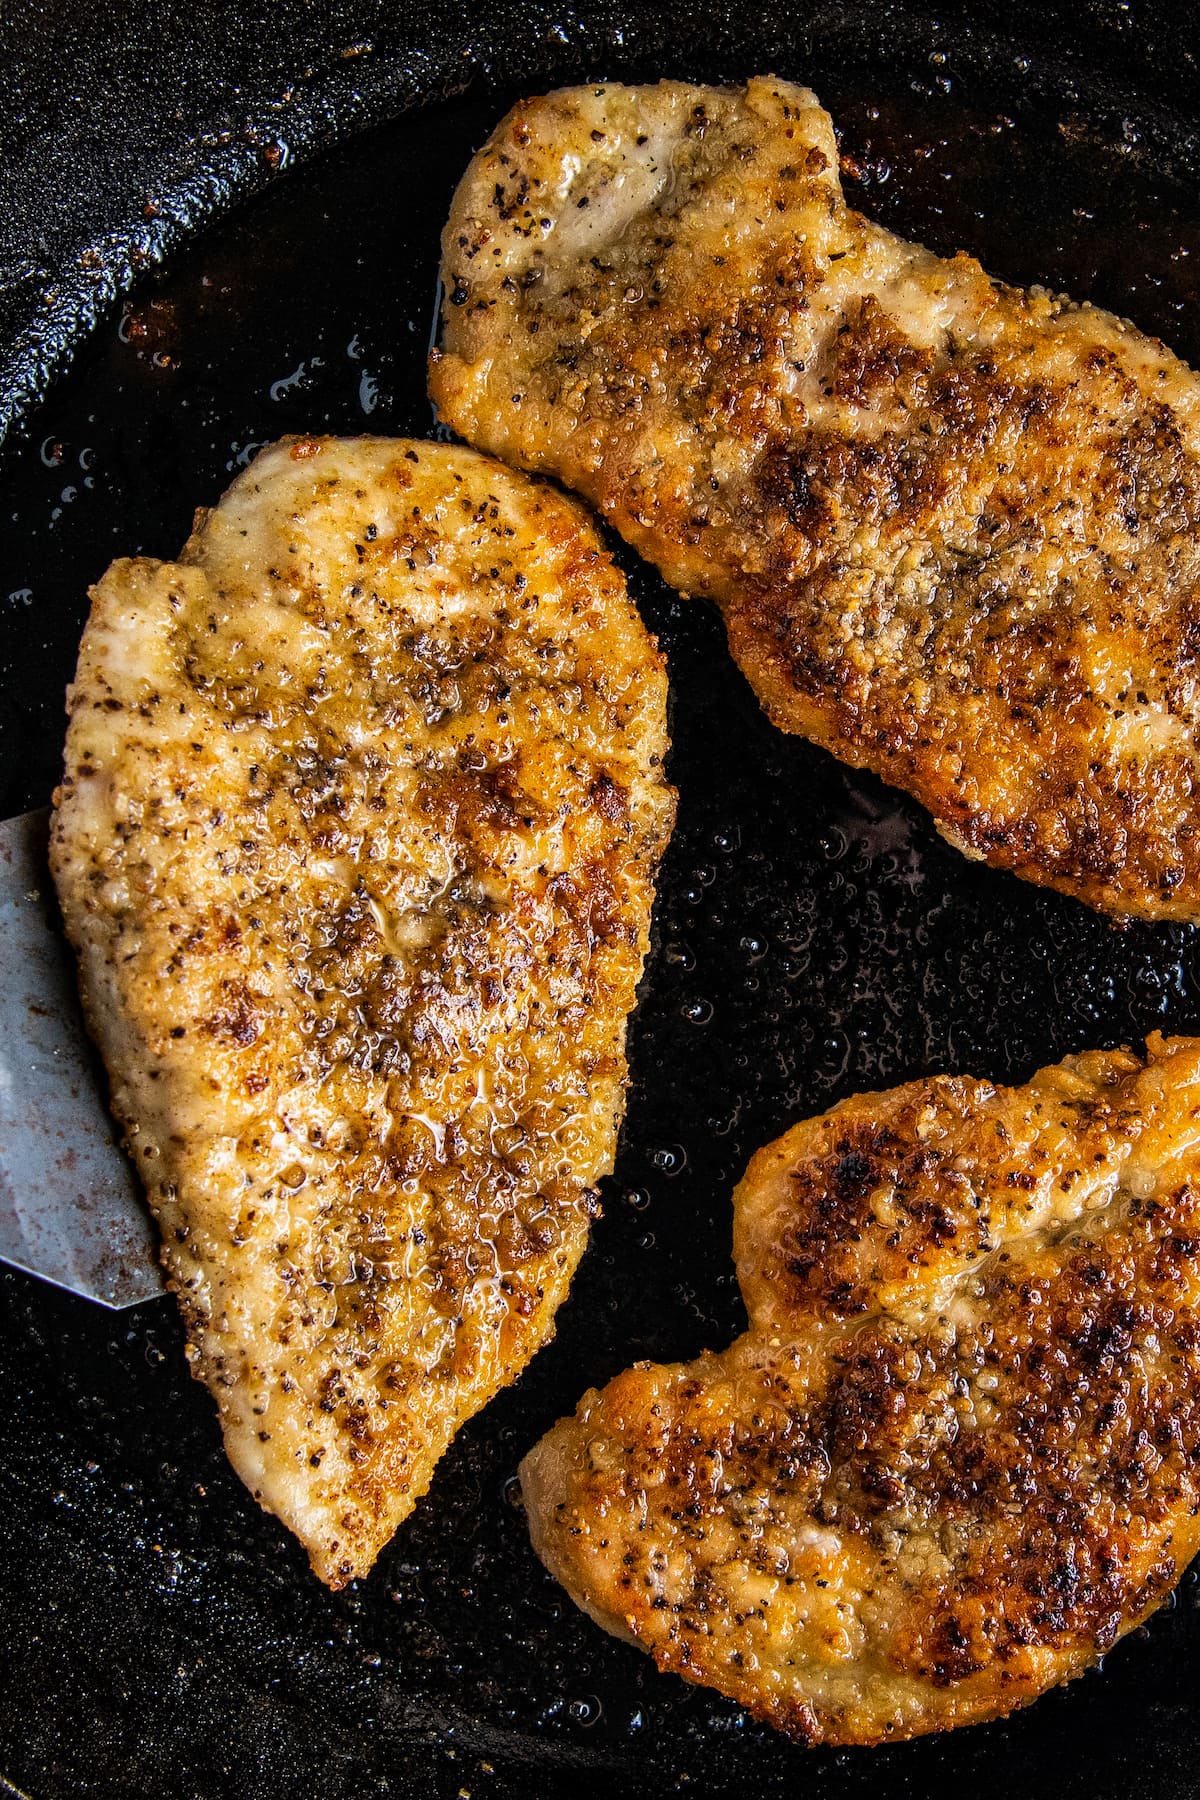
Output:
top-left (0, 810), bottom-right (164, 1308)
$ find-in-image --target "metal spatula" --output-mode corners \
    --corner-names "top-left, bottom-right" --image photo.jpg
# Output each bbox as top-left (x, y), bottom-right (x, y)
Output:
top-left (0, 809), bottom-right (164, 1308)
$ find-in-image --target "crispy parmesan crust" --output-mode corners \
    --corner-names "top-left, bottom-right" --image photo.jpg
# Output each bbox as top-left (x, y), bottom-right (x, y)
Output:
top-left (51, 437), bottom-right (674, 1586)
top-left (432, 77), bottom-right (1200, 921)
top-left (521, 1035), bottom-right (1200, 1743)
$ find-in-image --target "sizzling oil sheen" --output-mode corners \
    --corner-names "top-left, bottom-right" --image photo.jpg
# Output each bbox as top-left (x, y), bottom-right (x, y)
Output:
top-left (432, 77), bottom-right (1200, 922)
top-left (522, 1034), bottom-right (1200, 1743)
top-left (50, 436), bottom-right (674, 1585)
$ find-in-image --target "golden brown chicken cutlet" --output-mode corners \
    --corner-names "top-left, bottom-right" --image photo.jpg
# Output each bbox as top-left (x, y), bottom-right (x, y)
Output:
top-left (432, 76), bottom-right (1200, 922)
top-left (51, 436), bottom-right (674, 1586)
top-left (521, 1034), bottom-right (1200, 1742)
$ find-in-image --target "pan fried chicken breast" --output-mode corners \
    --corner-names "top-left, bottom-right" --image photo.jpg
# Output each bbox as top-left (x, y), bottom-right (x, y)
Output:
top-left (521, 1035), bottom-right (1200, 1743)
top-left (432, 77), bottom-right (1200, 922)
top-left (50, 436), bottom-right (674, 1586)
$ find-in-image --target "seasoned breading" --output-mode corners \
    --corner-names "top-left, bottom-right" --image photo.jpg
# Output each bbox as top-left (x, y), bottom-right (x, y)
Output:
top-left (432, 76), bottom-right (1200, 922)
top-left (521, 1035), bottom-right (1200, 1743)
top-left (50, 436), bottom-right (674, 1586)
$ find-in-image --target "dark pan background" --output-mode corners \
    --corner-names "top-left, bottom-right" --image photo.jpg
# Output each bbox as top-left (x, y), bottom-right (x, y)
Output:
top-left (3, 2), bottom-right (1200, 1795)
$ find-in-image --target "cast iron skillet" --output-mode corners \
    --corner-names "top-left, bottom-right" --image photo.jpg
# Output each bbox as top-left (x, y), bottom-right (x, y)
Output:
top-left (3, 3), bottom-right (1200, 1795)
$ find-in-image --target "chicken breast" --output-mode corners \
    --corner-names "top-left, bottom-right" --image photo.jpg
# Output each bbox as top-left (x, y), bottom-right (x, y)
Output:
top-left (50, 436), bottom-right (674, 1586)
top-left (521, 1034), bottom-right (1200, 1743)
top-left (432, 77), bottom-right (1200, 922)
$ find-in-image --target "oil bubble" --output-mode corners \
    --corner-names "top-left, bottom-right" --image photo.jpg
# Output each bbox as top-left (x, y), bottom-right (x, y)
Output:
top-left (651, 1144), bottom-right (687, 1175)
top-left (502, 1474), bottom-right (524, 1512)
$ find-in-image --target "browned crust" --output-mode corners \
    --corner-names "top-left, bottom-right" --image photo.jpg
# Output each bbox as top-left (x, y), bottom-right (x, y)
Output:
top-left (433, 77), bottom-right (1200, 922)
top-left (520, 1035), bottom-right (1200, 1743)
top-left (51, 436), bottom-right (675, 1585)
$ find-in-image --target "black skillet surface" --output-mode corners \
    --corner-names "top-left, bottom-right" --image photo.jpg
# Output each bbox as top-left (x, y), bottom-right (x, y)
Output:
top-left (4, 3), bottom-right (1200, 1795)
